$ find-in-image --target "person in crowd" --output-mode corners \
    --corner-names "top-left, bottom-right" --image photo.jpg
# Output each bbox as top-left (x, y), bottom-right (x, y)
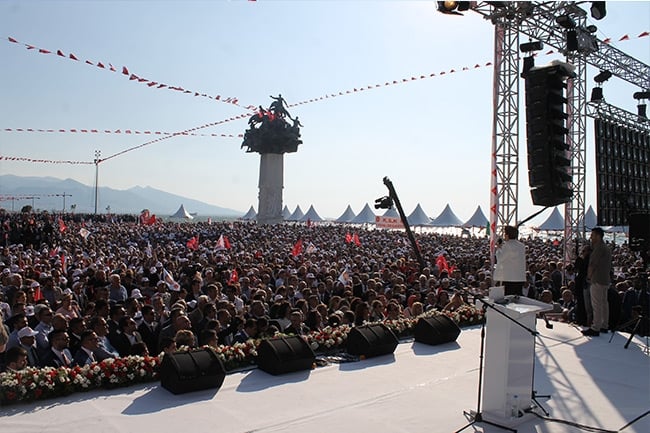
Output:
top-left (583, 227), bottom-right (612, 337)
top-left (233, 318), bottom-right (257, 343)
top-left (40, 329), bottom-right (73, 368)
top-left (138, 305), bottom-right (160, 355)
top-left (72, 330), bottom-right (100, 367)
top-left (3, 346), bottom-right (28, 372)
top-left (493, 225), bottom-right (527, 296)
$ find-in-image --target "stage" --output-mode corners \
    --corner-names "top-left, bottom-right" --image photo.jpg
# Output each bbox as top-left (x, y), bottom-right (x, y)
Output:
top-left (1, 321), bottom-right (648, 433)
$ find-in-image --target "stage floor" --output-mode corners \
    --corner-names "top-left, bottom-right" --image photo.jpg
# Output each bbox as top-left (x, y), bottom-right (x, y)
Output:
top-left (1, 321), bottom-right (648, 433)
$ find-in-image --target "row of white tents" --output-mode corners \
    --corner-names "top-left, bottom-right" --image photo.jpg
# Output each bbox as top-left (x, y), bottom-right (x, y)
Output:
top-left (242, 203), bottom-right (489, 227)
top-left (241, 203), bottom-right (620, 231)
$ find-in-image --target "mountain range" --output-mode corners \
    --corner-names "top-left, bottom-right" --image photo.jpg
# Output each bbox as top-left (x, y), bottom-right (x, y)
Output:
top-left (0, 174), bottom-right (243, 217)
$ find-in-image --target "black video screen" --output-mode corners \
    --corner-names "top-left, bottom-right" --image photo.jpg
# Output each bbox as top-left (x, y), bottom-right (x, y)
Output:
top-left (594, 119), bottom-right (650, 226)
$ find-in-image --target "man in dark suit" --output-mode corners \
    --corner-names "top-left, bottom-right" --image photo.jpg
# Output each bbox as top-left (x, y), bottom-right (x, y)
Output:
top-left (111, 317), bottom-right (143, 357)
top-left (137, 305), bottom-right (160, 355)
top-left (40, 329), bottom-right (74, 368)
top-left (233, 318), bottom-right (257, 344)
top-left (72, 330), bottom-right (99, 367)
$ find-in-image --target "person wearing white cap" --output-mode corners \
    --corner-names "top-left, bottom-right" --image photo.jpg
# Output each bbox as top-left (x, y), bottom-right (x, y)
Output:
top-left (17, 326), bottom-right (40, 367)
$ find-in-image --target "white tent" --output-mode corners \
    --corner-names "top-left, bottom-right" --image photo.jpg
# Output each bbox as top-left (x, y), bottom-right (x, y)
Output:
top-left (350, 203), bottom-right (376, 224)
top-left (335, 205), bottom-right (357, 223)
top-left (241, 206), bottom-right (257, 221)
top-left (282, 205), bottom-right (292, 220)
top-left (537, 207), bottom-right (564, 231)
top-left (407, 203), bottom-right (431, 226)
top-left (431, 204), bottom-right (463, 227)
top-left (580, 205), bottom-right (598, 229)
top-left (463, 205), bottom-right (489, 228)
top-left (300, 205), bottom-right (324, 223)
top-left (382, 207), bottom-right (399, 218)
top-left (170, 204), bottom-right (193, 219)
top-left (287, 205), bottom-right (305, 222)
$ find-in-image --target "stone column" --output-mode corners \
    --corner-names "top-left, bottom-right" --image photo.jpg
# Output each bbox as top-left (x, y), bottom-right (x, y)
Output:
top-left (257, 153), bottom-right (284, 225)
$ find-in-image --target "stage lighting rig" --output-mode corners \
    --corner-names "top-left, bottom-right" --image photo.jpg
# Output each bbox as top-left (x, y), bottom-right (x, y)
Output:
top-left (634, 91), bottom-right (650, 119)
top-left (520, 41), bottom-right (544, 78)
top-left (594, 70), bottom-right (612, 83)
top-left (436, 1), bottom-right (470, 16)
top-left (590, 70), bottom-right (612, 102)
top-left (590, 2), bottom-right (607, 20)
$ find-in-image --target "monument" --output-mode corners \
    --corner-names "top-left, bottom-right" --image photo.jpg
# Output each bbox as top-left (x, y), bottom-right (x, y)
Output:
top-left (241, 95), bottom-right (302, 225)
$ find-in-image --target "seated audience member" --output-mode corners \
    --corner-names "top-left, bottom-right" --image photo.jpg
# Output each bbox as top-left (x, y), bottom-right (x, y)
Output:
top-left (198, 329), bottom-right (219, 348)
top-left (3, 346), bottom-right (28, 372)
top-left (72, 330), bottom-right (100, 367)
top-left (174, 329), bottom-right (196, 349)
top-left (233, 318), bottom-right (257, 344)
top-left (41, 329), bottom-right (73, 368)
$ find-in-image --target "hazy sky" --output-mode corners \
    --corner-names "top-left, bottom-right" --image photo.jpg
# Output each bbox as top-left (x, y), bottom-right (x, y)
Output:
top-left (1, 1), bottom-right (648, 223)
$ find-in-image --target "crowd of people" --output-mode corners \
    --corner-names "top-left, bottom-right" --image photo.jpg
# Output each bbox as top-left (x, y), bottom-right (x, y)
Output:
top-left (0, 210), bottom-right (648, 372)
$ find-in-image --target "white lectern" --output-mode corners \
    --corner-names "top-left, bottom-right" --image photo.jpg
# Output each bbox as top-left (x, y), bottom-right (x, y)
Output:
top-left (480, 295), bottom-right (552, 427)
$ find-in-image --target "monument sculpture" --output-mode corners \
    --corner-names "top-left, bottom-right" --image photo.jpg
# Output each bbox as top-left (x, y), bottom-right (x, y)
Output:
top-left (242, 95), bottom-right (302, 224)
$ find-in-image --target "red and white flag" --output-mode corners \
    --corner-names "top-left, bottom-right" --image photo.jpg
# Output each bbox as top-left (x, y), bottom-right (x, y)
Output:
top-left (291, 239), bottom-right (303, 257)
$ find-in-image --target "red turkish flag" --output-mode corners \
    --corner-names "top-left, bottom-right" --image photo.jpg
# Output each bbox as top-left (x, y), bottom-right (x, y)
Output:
top-left (353, 233), bottom-right (361, 247)
top-left (228, 269), bottom-right (239, 285)
top-left (291, 239), bottom-right (303, 257)
top-left (224, 236), bottom-right (231, 249)
top-left (345, 232), bottom-right (352, 244)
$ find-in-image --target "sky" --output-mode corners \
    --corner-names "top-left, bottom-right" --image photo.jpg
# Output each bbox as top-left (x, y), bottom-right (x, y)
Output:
top-left (0, 1), bottom-right (648, 224)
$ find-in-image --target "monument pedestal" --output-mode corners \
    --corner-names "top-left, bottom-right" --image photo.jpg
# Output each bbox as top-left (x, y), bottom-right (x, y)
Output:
top-left (257, 153), bottom-right (284, 225)
top-left (479, 295), bottom-right (552, 427)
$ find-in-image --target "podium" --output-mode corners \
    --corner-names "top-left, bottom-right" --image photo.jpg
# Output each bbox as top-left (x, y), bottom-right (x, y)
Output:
top-left (479, 295), bottom-right (552, 427)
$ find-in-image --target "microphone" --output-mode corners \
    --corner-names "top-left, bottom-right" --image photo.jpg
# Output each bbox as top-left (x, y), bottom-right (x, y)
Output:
top-left (541, 313), bottom-right (554, 329)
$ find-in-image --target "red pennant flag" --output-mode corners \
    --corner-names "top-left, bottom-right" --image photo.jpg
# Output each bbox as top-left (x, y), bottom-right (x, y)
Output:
top-left (186, 235), bottom-right (199, 250)
top-left (56, 50), bottom-right (65, 57)
top-left (122, 66), bottom-right (129, 75)
top-left (639, 31), bottom-right (649, 38)
top-left (8, 37), bottom-right (18, 43)
top-left (353, 233), bottom-right (361, 247)
top-left (291, 239), bottom-right (303, 257)
top-left (228, 268), bottom-right (239, 285)
top-left (58, 218), bottom-right (66, 233)
top-left (69, 53), bottom-right (78, 60)
top-left (38, 49), bottom-right (51, 54)
top-left (345, 232), bottom-right (352, 244)
top-left (619, 34), bottom-right (630, 41)
top-left (97, 62), bottom-right (105, 68)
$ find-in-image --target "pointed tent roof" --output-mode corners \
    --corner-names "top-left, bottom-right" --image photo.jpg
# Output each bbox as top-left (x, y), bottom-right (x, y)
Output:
top-left (431, 204), bottom-right (463, 227)
top-left (580, 205), bottom-right (598, 229)
top-left (407, 203), bottom-right (431, 226)
top-left (350, 203), bottom-right (376, 224)
top-left (463, 206), bottom-right (489, 228)
top-left (282, 205), bottom-right (292, 220)
top-left (241, 205), bottom-right (257, 221)
top-left (537, 207), bottom-right (564, 231)
top-left (300, 205), bottom-right (324, 222)
top-left (382, 207), bottom-right (399, 218)
top-left (287, 205), bottom-right (305, 222)
top-left (170, 204), bottom-right (193, 219)
top-left (335, 205), bottom-right (357, 223)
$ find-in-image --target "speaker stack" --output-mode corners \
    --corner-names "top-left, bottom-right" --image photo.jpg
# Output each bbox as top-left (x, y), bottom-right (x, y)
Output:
top-left (346, 324), bottom-right (399, 358)
top-left (160, 348), bottom-right (226, 394)
top-left (256, 336), bottom-right (316, 375)
top-left (414, 315), bottom-right (461, 346)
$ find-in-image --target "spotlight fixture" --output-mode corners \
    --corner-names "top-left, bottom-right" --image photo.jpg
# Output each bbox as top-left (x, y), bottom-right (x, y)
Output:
top-left (436, 1), bottom-right (470, 15)
top-left (633, 91), bottom-right (650, 100)
top-left (594, 70), bottom-right (612, 83)
top-left (590, 87), bottom-right (604, 102)
top-left (590, 1), bottom-right (606, 20)
top-left (520, 41), bottom-right (544, 52)
top-left (374, 196), bottom-right (393, 210)
top-left (555, 15), bottom-right (576, 29)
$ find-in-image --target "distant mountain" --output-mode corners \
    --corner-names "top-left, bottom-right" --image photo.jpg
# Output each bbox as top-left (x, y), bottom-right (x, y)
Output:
top-left (0, 174), bottom-right (243, 217)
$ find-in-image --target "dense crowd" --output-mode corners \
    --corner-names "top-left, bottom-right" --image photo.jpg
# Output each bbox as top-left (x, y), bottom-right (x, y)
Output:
top-left (0, 210), bottom-right (648, 372)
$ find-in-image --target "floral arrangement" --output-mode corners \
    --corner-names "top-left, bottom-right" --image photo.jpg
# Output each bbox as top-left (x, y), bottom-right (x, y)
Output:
top-left (0, 306), bottom-right (484, 405)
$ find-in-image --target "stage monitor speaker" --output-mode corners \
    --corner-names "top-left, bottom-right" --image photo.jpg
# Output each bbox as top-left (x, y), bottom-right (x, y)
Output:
top-left (629, 213), bottom-right (650, 252)
top-left (414, 315), bottom-right (461, 346)
top-left (160, 348), bottom-right (226, 394)
top-left (256, 335), bottom-right (316, 375)
top-left (346, 324), bottom-right (398, 358)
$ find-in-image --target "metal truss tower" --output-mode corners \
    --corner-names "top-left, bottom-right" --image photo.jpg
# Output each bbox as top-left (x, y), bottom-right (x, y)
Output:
top-left (472, 1), bottom-right (650, 265)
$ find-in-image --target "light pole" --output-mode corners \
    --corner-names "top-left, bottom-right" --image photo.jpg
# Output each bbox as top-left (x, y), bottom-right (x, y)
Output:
top-left (94, 150), bottom-right (101, 214)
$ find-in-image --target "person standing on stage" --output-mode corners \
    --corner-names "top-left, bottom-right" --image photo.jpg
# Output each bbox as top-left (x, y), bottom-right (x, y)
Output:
top-left (582, 227), bottom-right (612, 337)
top-left (493, 225), bottom-right (527, 296)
